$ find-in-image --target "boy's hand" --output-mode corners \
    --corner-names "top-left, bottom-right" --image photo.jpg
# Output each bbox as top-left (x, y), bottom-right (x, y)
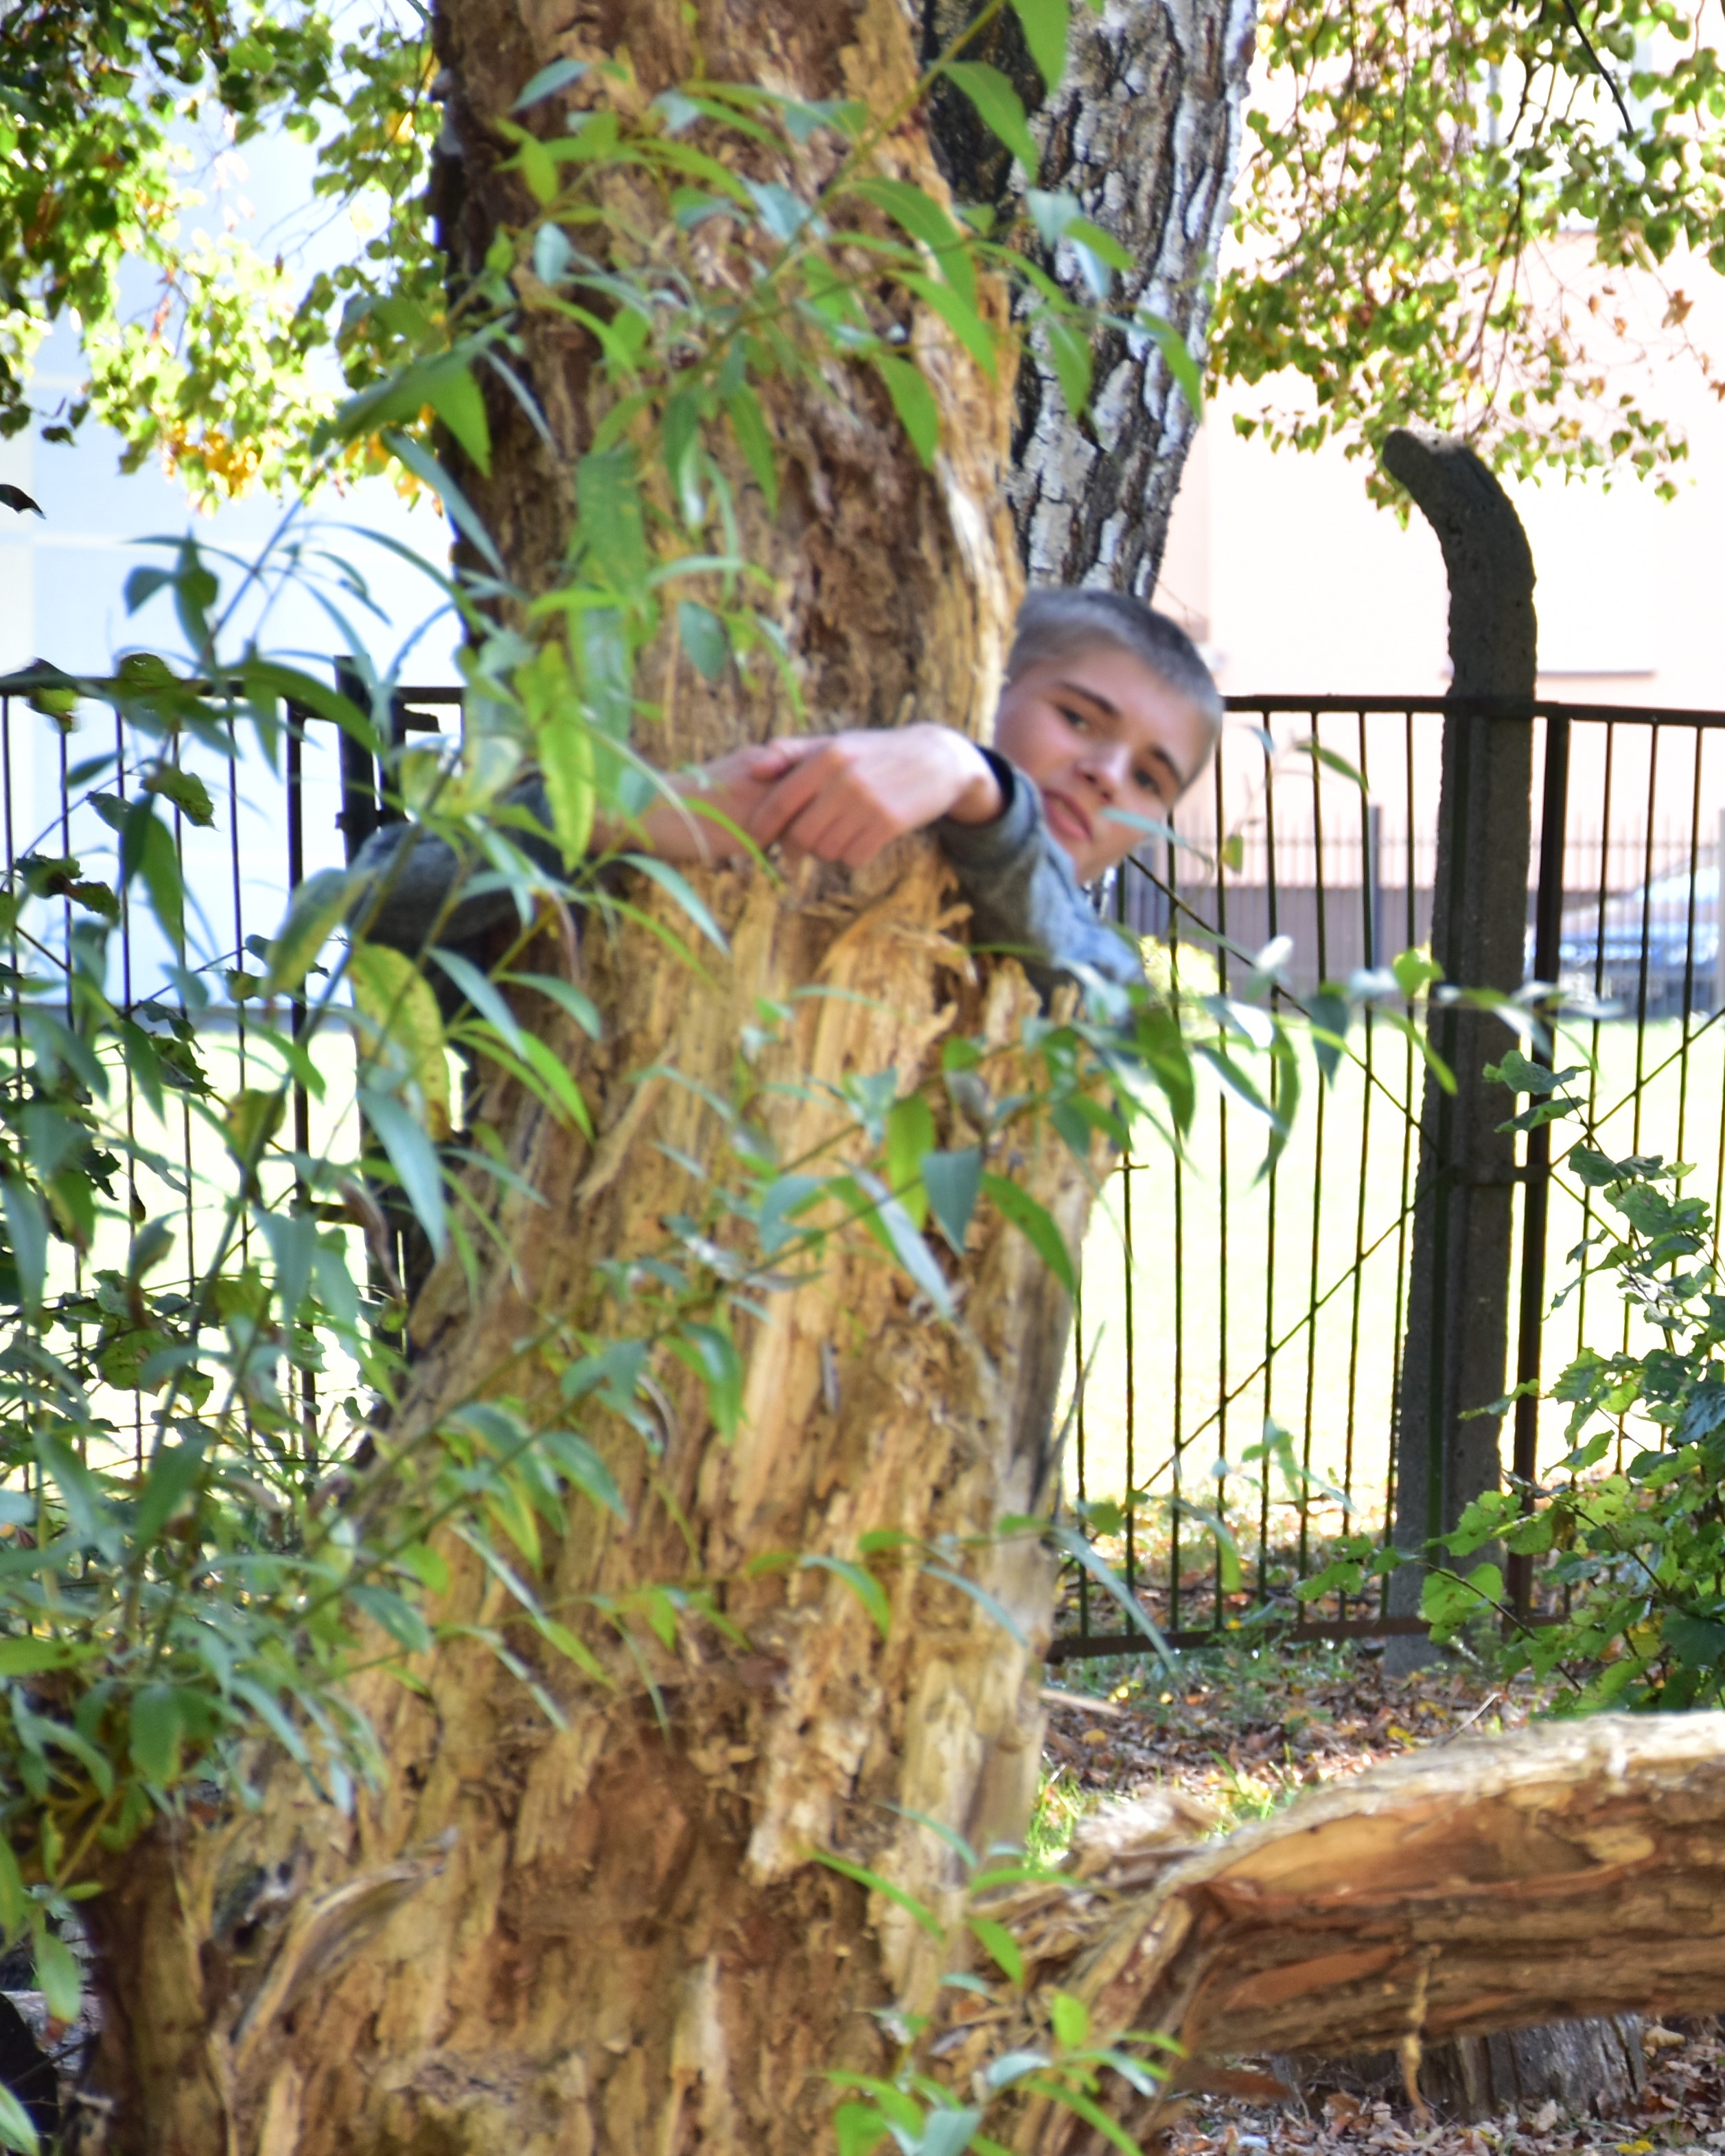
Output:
top-left (743, 724), bottom-right (1003, 868)
top-left (629, 741), bottom-right (807, 863)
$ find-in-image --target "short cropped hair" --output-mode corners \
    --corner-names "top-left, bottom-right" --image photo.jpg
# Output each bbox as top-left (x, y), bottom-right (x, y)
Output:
top-left (1006, 588), bottom-right (1224, 781)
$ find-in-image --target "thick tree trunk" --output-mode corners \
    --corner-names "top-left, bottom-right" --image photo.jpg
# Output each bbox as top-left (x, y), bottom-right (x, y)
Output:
top-left (73, 6), bottom-right (1253, 2153)
top-left (925, 0), bottom-right (1255, 592)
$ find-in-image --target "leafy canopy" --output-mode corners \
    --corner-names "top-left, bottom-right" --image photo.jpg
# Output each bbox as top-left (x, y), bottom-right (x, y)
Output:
top-left (5, 0), bottom-right (1725, 504)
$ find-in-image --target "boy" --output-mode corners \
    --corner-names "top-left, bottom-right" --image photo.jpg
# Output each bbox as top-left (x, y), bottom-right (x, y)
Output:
top-left (358, 588), bottom-right (1222, 995)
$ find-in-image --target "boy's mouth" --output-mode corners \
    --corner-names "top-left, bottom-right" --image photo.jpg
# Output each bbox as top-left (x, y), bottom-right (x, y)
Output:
top-left (1041, 789), bottom-right (1092, 850)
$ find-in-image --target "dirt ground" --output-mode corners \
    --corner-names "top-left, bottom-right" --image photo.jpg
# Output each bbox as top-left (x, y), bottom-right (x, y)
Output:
top-left (1040, 1640), bottom-right (1725, 2156)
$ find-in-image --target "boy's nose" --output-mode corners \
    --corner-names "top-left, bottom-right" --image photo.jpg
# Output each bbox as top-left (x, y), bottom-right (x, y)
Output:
top-left (1076, 744), bottom-right (1128, 798)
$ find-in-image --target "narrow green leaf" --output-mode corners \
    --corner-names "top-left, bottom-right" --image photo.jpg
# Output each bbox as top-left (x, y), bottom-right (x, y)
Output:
top-left (579, 445), bottom-right (649, 600)
top-left (0, 2081), bottom-right (38, 2156)
top-left (899, 273), bottom-right (998, 380)
top-left (941, 61), bottom-right (1040, 172)
top-left (128, 1682), bottom-right (184, 1784)
top-left (871, 353), bottom-right (940, 466)
top-left (1051, 1990), bottom-right (1091, 2048)
top-left (885, 1093), bottom-right (936, 1227)
top-left (1010, 0), bottom-right (1070, 89)
top-left (266, 867), bottom-right (354, 993)
top-left (360, 1085), bottom-right (448, 1255)
top-left (34, 1927), bottom-right (80, 2024)
top-left (849, 177), bottom-right (977, 307)
top-left (800, 1553), bottom-right (891, 1638)
top-left (621, 853), bottom-right (728, 953)
top-left (513, 56), bottom-right (588, 108)
top-left (809, 1851), bottom-right (945, 1938)
top-left (677, 600), bottom-right (730, 683)
top-left (981, 1172), bottom-right (1076, 1294)
top-left (724, 384), bottom-right (780, 515)
top-left (132, 1440), bottom-right (205, 1543)
top-left (1045, 316), bottom-right (1093, 416)
top-left (969, 1914), bottom-right (1026, 1986)
top-left (921, 1145), bottom-right (981, 1254)
top-left (433, 947), bottom-right (526, 1056)
top-left (1, 1178), bottom-right (47, 1313)
top-left (0, 1838), bottom-right (23, 1938)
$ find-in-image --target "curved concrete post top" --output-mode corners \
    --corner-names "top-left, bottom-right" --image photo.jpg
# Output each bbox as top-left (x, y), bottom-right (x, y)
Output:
top-left (1382, 426), bottom-right (1538, 700)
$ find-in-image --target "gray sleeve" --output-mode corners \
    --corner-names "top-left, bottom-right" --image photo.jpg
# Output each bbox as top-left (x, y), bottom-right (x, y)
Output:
top-left (347, 776), bottom-right (564, 956)
top-left (934, 754), bottom-right (1144, 999)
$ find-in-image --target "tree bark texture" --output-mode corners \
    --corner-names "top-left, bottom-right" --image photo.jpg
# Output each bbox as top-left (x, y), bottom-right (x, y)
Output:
top-left (82, 5), bottom-right (1065, 2152)
top-left (960, 1713), bottom-right (1725, 2153)
top-left (923, 0), bottom-right (1255, 594)
top-left (73, 6), bottom-right (1257, 2153)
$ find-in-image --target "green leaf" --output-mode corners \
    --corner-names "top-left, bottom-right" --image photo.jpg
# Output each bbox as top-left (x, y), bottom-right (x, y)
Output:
top-left (360, 1084), bottom-right (448, 1255)
top-left (724, 385), bottom-right (780, 515)
top-left (809, 1851), bottom-right (945, 1938)
top-left (834, 2103), bottom-right (891, 2156)
top-left (621, 853), bottom-right (728, 953)
top-left (0, 2080), bottom-right (38, 2156)
top-left (1050, 1990), bottom-right (1091, 2048)
top-left (33, 1926), bottom-right (79, 2024)
top-left (578, 445), bottom-right (649, 600)
top-left (512, 56), bottom-right (588, 109)
top-left (968, 1914), bottom-right (1025, 1986)
top-left (871, 353), bottom-right (940, 466)
top-left (0, 1640), bottom-right (70, 1677)
top-left (941, 61), bottom-right (1040, 174)
top-left (383, 431), bottom-right (507, 578)
top-left (1010, 0), bottom-right (1070, 89)
top-left (267, 867), bottom-right (354, 993)
top-left (844, 1169), bottom-right (953, 1318)
top-left (849, 178), bottom-right (977, 308)
top-left (800, 1553), bottom-right (891, 1638)
top-left (129, 1681), bottom-right (185, 1783)
top-left (885, 1093), bottom-right (936, 1227)
top-left (432, 947), bottom-right (526, 1057)
top-left (538, 1429), bottom-right (627, 1518)
top-left (899, 273), bottom-right (997, 379)
top-left (678, 599), bottom-right (730, 683)
top-left (918, 2111), bottom-right (983, 2156)
top-left (1, 1177), bottom-right (47, 1314)
top-left (981, 1172), bottom-right (1076, 1295)
top-left (0, 1838), bottom-right (23, 1938)
top-left (134, 1440), bottom-right (207, 1548)
top-left (1665, 1611), bottom-right (1725, 1668)
top-left (144, 765), bottom-right (215, 826)
top-left (1044, 316), bottom-right (1093, 416)
top-left (921, 1146), bottom-right (981, 1255)
top-left (350, 945), bottom-right (452, 1137)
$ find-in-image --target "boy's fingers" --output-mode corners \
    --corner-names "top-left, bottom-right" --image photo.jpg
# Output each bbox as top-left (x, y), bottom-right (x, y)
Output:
top-left (746, 756), bottom-right (833, 846)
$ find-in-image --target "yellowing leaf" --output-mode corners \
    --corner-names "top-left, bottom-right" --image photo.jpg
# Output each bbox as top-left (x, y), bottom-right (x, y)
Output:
top-left (349, 945), bottom-right (452, 1139)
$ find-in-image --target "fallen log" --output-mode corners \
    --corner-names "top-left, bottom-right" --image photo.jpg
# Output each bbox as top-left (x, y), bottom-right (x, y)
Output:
top-left (978, 1713), bottom-right (1725, 2152)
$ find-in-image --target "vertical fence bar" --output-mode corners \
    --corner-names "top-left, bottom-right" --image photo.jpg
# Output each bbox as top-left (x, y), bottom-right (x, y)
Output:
top-left (1212, 751), bottom-right (1231, 1625)
top-left (1507, 711), bottom-right (1572, 1619)
top-left (1168, 826), bottom-right (1186, 1636)
top-left (1259, 735), bottom-right (1280, 1603)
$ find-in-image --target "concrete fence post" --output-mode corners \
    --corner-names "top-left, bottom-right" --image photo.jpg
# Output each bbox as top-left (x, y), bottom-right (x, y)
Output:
top-left (1380, 427), bottom-right (1538, 1670)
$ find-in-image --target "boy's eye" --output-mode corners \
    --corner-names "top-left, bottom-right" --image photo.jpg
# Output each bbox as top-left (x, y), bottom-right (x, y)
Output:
top-left (1134, 767), bottom-right (1167, 798)
top-left (1058, 705), bottom-right (1090, 734)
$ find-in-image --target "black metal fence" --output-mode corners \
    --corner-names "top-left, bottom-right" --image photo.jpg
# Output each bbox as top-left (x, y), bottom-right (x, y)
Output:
top-left (5, 669), bottom-right (1723, 1662)
top-left (1053, 694), bottom-right (1725, 1660)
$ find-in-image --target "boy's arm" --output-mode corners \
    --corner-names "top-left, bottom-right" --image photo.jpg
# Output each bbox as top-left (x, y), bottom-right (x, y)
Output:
top-left (934, 754), bottom-right (1145, 997)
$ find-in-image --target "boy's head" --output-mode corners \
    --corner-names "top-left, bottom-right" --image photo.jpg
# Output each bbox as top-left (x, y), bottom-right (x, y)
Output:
top-left (993, 588), bottom-right (1222, 883)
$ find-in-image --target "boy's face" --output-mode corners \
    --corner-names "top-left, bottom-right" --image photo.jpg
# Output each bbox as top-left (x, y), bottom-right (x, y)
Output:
top-left (992, 645), bottom-right (1213, 884)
